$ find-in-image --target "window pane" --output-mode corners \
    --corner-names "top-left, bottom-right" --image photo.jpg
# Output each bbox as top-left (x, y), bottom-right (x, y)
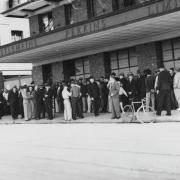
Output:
top-left (162, 40), bottom-right (172, 51)
top-left (75, 59), bottom-right (83, 67)
top-left (163, 50), bottom-right (173, 61)
top-left (119, 68), bottom-right (130, 76)
top-left (110, 52), bottom-right (118, 69)
top-left (130, 66), bottom-right (138, 75)
top-left (129, 48), bottom-right (138, 66)
top-left (130, 56), bottom-right (138, 66)
top-left (84, 59), bottom-right (89, 66)
top-left (164, 61), bottom-right (174, 69)
top-left (175, 60), bottom-right (180, 69)
top-left (118, 50), bottom-right (128, 59)
top-left (173, 38), bottom-right (180, 49)
top-left (174, 48), bottom-right (180, 59)
top-left (118, 50), bottom-right (128, 68)
top-left (84, 65), bottom-right (90, 74)
top-left (76, 66), bottom-right (83, 75)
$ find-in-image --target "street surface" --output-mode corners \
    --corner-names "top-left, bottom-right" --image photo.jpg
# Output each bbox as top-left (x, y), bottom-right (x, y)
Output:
top-left (0, 123), bottom-right (180, 180)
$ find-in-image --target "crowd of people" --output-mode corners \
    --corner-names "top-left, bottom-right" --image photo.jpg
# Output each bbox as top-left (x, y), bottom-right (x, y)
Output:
top-left (0, 66), bottom-right (180, 121)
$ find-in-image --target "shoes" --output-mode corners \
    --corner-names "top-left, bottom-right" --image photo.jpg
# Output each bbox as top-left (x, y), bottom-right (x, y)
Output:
top-left (166, 114), bottom-right (171, 116)
top-left (116, 116), bottom-right (121, 119)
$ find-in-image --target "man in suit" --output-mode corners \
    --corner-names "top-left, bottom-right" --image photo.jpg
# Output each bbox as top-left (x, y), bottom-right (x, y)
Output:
top-left (107, 74), bottom-right (121, 119)
top-left (89, 76), bottom-right (100, 116)
top-left (156, 67), bottom-right (172, 116)
top-left (44, 83), bottom-right (53, 120)
top-left (8, 86), bottom-right (19, 120)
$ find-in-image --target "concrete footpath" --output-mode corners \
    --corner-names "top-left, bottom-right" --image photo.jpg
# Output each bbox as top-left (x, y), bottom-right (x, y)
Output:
top-left (1, 110), bottom-right (180, 124)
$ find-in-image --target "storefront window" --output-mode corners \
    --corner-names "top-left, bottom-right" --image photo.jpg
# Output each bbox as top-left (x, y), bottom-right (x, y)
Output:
top-left (110, 47), bottom-right (138, 76)
top-left (162, 38), bottom-right (180, 69)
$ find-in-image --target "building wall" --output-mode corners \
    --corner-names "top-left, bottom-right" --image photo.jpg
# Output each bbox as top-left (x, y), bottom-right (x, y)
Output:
top-left (32, 66), bottom-right (43, 85)
top-left (29, 0), bottom-right (114, 36)
top-left (53, 6), bottom-right (65, 29)
top-left (71, 0), bottom-right (88, 24)
top-left (29, 15), bottom-right (39, 36)
top-left (95, 0), bottom-right (113, 16)
top-left (0, 15), bottom-right (30, 45)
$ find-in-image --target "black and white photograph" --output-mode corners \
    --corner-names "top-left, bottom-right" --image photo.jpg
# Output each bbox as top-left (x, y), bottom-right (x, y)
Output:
top-left (0, 0), bottom-right (180, 179)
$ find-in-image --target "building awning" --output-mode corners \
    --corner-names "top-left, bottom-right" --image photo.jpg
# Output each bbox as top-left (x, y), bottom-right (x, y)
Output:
top-left (1, 0), bottom-right (180, 65)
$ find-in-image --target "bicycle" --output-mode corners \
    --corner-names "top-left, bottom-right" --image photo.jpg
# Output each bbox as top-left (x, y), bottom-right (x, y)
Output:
top-left (122, 98), bottom-right (156, 123)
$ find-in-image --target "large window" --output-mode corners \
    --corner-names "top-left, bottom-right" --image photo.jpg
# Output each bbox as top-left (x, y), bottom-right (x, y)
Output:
top-left (86, 0), bottom-right (95, 18)
top-left (110, 47), bottom-right (138, 75)
top-left (38, 12), bottom-right (54, 33)
top-left (161, 38), bottom-right (180, 69)
top-left (11, 30), bottom-right (23, 42)
top-left (64, 4), bottom-right (73, 25)
top-left (71, 58), bottom-right (90, 79)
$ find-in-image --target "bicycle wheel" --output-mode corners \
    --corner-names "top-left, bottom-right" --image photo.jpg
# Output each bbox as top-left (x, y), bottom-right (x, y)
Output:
top-left (136, 105), bottom-right (156, 123)
top-left (122, 105), bottom-right (134, 123)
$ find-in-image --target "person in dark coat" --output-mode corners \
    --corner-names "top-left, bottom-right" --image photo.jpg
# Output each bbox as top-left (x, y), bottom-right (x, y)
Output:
top-left (100, 77), bottom-right (109, 113)
top-left (89, 76), bottom-right (100, 116)
top-left (0, 90), bottom-right (4, 119)
top-left (44, 83), bottom-right (53, 120)
top-left (18, 87), bottom-right (24, 119)
top-left (8, 86), bottom-right (19, 120)
top-left (136, 70), bottom-right (146, 101)
top-left (169, 68), bottom-right (178, 109)
top-left (119, 73), bottom-right (128, 106)
top-left (156, 67), bottom-right (172, 116)
top-left (38, 84), bottom-right (46, 119)
top-left (127, 73), bottom-right (137, 101)
top-left (34, 85), bottom-right (41, 120)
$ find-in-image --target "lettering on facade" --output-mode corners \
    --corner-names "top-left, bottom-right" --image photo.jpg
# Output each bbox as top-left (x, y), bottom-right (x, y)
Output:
top-left (0, 39), bottom-right (36, 58)
top-left (148, 0), bottom-right (178, 16)
top-left (65, 19), bottom-right (106, 39)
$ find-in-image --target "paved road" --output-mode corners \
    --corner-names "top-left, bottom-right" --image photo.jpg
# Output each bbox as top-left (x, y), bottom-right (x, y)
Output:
top-left (0, 123), bottom-right (180, 180)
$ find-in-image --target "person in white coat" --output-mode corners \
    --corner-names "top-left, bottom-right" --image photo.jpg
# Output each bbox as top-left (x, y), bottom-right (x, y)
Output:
top-left (174, 68), bottom-right (180, 110)
top-left (62, 83), bottom-right (72, 121)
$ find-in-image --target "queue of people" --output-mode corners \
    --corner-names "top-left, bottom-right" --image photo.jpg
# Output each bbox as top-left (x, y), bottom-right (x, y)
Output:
top-left (0, 66), bottom-right (180, 121)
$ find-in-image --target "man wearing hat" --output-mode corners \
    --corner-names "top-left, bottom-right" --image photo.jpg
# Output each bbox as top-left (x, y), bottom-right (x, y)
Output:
top-left (8, 86), bottom-right (19, 120)
top-left (156, 66), bottom-right (172, 116)
top-left (44, 83), bottom-right (53, 120)
top-left (89, 76), bottom-right (100, 116)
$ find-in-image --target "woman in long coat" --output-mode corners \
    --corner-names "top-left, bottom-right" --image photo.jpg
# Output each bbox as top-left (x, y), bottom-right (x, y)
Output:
top-left (21, 86), bottom-right (31, 121)
top-left (62, 83), bottom-right (72, 121)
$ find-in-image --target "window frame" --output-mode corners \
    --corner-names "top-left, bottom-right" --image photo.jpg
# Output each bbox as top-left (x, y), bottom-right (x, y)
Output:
top-left (110, 47), bottom-right (138, 75)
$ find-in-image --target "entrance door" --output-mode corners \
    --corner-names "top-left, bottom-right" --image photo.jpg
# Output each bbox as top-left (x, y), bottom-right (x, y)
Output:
top-left (42, 64), bottom-right (52, 84)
